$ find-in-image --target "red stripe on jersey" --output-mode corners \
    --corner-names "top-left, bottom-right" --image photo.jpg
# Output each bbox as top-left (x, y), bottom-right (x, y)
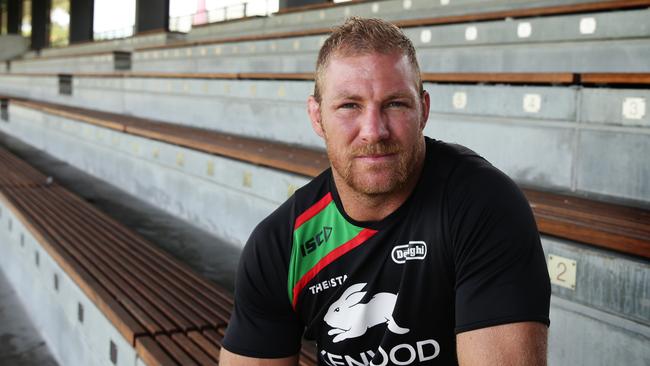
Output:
top-left (291, 228), bottom-right (377, 309)
top-left (294, 192), bottom-right (333, 230)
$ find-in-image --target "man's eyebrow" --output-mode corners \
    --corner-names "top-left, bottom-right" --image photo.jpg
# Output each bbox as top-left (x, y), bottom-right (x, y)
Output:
top-left (332, 93), bottom-right (363, 101)
top-left (332, 91), bottom-right (415, 101)
top-left (384, 91), bottom-right (415, 100)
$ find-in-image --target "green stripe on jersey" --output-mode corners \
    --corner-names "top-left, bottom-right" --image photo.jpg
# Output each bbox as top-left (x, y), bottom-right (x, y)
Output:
top-left (288, 201), bottom-right (363, 304)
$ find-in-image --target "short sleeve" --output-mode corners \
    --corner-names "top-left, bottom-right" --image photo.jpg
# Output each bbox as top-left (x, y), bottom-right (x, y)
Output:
top-left (222, 199), bottom-right (304, 357)
top-left (448, 158), bottom-right (551, 334)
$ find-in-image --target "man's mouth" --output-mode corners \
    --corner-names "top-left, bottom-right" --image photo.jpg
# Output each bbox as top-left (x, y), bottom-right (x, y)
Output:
top-left (356, 153), bottom-right (396, 161)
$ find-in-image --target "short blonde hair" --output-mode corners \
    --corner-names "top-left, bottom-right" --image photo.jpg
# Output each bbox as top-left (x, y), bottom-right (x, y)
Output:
top-left (313, 17), bottom-right (422, 102)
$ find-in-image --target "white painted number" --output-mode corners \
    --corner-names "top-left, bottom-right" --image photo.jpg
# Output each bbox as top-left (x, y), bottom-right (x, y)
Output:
top-left (622, 97), bottom-right (646, 120)
top-left (465, 26), bottom-right (478, 41)
top-left (548, 254), bottom-right (577, 290)
top-left (452, 92), bottom-right (467, 110)
top-left (517, 22), bottom-right (532, 38)
top-left (523, 94), bottom-right (542, 113)
top-left (420, 30), bottom-right (432, 43)
top-left (580, 17), bottom-right (597, 34)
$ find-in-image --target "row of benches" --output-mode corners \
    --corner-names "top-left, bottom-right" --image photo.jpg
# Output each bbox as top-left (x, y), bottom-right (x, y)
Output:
top-left (2, 70), bottom-right (648, 206)
top-left (0, 144), bottom-right (318, 365)
top-left (5, 0), bottom-right (650, 74)
top-left (3, 95), bottom-right (647, 259)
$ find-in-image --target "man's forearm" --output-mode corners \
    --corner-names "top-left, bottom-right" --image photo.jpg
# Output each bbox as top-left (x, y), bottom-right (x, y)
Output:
top-left (456, 322), bottom-right (548, 366)
top-left (219, 348), bottom-right (299, 366)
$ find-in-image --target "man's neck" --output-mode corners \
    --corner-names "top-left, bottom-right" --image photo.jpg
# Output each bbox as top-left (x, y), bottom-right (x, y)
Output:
top-left (333, 149), bottom-right (426, 223)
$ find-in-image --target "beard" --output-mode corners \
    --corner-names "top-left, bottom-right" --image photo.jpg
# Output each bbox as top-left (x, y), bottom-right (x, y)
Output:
top-left (326, 135), bottom-right (424, 196)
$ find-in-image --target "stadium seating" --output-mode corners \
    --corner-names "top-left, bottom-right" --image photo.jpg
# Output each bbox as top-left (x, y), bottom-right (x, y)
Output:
top-left (0, 146), bottom-right (318, 365)
top-left (0, 72), bottom-right (648, 204)
top-left (0, 0), bottom-right (648, 365)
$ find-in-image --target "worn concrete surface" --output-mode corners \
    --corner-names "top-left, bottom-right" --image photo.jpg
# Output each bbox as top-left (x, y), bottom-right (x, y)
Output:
top-left (0, 270), bottom-right (58, 366)
top-left (0, 131), bottom-right (240, 293)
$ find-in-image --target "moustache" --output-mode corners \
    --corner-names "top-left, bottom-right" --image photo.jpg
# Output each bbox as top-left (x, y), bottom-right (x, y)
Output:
top-left (351, 142), bottom-right (402, 157)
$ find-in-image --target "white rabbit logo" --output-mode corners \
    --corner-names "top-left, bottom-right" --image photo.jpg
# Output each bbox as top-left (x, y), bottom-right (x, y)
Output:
top-left (324, 283), bottom-right (409, 343)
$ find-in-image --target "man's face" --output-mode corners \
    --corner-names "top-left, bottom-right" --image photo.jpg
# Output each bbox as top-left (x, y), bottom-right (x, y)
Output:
top-left (308, 52), bottom-right (430, 197)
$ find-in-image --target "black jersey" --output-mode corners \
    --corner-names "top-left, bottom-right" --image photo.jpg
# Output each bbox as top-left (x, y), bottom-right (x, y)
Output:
top-left (223, 138), bottom-right (551, 365)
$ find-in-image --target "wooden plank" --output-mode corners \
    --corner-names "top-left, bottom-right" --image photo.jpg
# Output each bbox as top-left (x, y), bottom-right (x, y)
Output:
top-left (50, 187), bottom-right (234, 324)
top-left (581, 73), bottom-right (650, 85)
top-left (0, 149), bottom-right (54, 187)
top-left (10, 71), bottom-right (650, 86)
top-left (28, 188), bottom-right (199, 333)
top-left (135, 336), bottom-right (178, 366)
top-left (394, 0), bottom-right (650, 28)
top-left (53, 183), bottom-right (236, 317)
top-left (171, 333), bottom-right (219, 365)
top-left (156, 335), bottom-right (199, 366)
top-left (236, 72), bottom-right (313, 81)
top-left (422, 72), bottom-right (576, 84)
top-left (188, 331), bottom-right (222, 362)
top-left (535, 214), bottom-right (650, 258)
top-left (0, 190), bottom-right (147, 344)
top-left (12, 188), bottom-right (171, 334)
top-left (524, 189), bottom-right (650, 232)
top-left (58, 206), bottom-right (220, 329)
top-left (203, 329), bottom-right (224, 347)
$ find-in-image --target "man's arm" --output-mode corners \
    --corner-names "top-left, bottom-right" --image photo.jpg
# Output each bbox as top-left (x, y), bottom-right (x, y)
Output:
top-left (456, 321), bottom-right (548, 366)
top-left (220, 349), bottom-right (299, 366)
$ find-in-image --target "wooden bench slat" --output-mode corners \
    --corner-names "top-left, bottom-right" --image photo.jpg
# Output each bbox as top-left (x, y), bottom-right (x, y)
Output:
top-left (30, 188), bottom-right (205, 333)
top-left (156, 334), bottom-right (199, 366)
top-left (11, 187), bottom-right (174, 334)
top-left (0, 148), bottom-right (318, 363)
top-left (535, 214), bottom-right (650, 258)
top-left (135, 336), bottom-right (178, 366)
top-left (421, 72), bottom-right (576, 84)
top-left (203, 328), bottom-right (225, 346)
top-left (45, 208), bottom-right (214, 330)
top-left (47, 182), bottom-right (235, 321)
top-left (0, 188), bottom-right (148, 343)
top-left (171, 333), bottom-right (219, 366)
top-left (188, 331), bottom-right (222, 362)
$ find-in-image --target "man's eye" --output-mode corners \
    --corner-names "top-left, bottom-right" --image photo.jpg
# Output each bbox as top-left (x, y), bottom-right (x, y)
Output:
top-left (339, 103), bottom-right (358, 109)
top-left (387, 101), bottom-right (406, 108)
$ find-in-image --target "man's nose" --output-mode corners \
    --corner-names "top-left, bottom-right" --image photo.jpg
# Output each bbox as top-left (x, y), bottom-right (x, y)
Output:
top-left (358, 106), bottom-right (389, 143)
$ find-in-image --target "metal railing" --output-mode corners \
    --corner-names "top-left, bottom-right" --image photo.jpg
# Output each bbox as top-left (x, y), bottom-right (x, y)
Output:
top-left (93, 25), bottom-right (136, 41)
top-left (169, 0), bottom-right (274, 33)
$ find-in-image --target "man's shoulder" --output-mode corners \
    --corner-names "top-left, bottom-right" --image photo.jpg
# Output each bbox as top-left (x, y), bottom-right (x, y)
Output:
top-left (425, 138), bottom-right (500, 184)
top-left (425, 138), bottom-right (523, 204)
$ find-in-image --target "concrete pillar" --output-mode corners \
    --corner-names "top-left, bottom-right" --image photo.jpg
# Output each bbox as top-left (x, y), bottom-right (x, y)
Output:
top-left (135, 0), bottom-right (168, 34)
top-left (279, 0), bottom-right (330, 10)
top-left (69, 0), bottom-right (93, 43)
top-left (30, 0), bottom-right (51, 50)
top-left (6, 0), bottom-right (21, 34)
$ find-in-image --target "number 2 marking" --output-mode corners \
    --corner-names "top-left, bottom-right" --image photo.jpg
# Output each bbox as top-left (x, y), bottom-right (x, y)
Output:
top-left (556, 262), bottom-right (567, 282)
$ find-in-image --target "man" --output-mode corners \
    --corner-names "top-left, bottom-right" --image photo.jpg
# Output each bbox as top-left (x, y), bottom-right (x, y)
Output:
top-left (221, 17), bottom-right (550, 365)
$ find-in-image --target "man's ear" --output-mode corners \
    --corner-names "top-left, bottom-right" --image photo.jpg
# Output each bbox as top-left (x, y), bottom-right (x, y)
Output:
top-left (420, 90), bottom-right (430, 130)
top-left (308, 95), bottom-right (325, 138)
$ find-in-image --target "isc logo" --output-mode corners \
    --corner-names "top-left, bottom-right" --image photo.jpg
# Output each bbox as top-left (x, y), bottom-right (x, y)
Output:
top-left (300, 226), bottom-right (333, 257)
top-left (391, 241), bottom-right (427, 264)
